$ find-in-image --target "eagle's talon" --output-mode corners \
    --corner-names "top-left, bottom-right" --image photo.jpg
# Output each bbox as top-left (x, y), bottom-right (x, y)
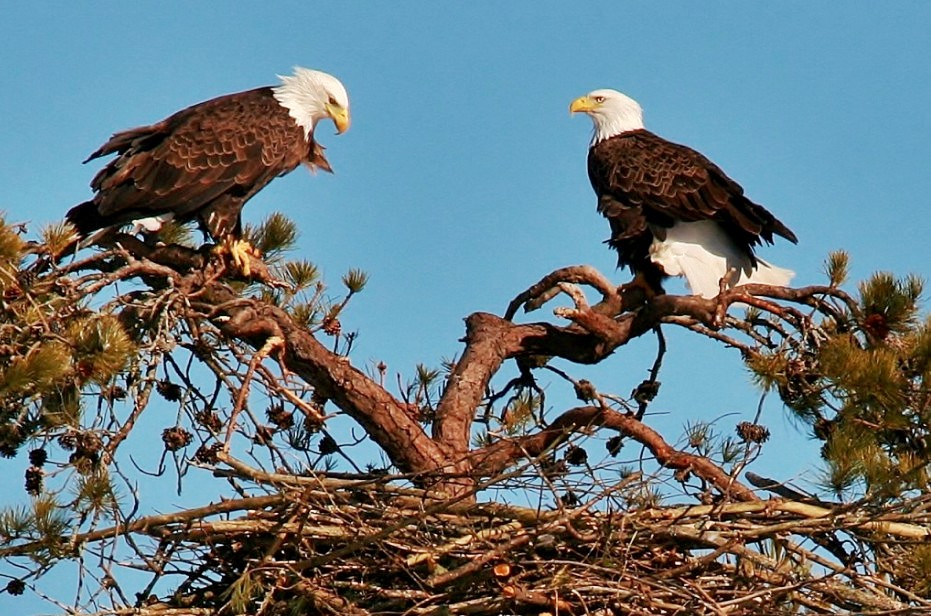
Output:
top-left (215, 237), bottom-right (261, 278)
top-left (231, 238), bottom-right (259, 277)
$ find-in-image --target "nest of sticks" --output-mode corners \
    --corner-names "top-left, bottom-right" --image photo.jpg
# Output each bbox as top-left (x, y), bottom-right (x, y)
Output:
top-left (129, 463), bottom-right (931, 616)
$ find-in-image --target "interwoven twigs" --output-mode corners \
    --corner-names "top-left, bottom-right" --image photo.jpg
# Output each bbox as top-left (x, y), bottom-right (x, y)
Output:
top-left (79, 469), bottom-right (926, 614)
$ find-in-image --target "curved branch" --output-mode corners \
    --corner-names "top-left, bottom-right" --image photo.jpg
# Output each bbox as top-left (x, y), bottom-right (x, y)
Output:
top-left (504, 264), bottom-right (621, 321)
top-left (428, 279), bottom-right (855, 466)
top-left (468, 405), bottom-right (758, 502)
top-left (192, 282), bottom-right (461, 486)
top-left (57, 246), bottom-right (852, 501)
top-left (0, 495), bottom-right (285, 559)
top-left (89, 241), bottom-right (464, 490)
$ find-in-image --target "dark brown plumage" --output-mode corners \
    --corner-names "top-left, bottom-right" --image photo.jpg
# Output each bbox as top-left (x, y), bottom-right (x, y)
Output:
top-left (589, 129), bottom-right (797, 278)
top-left (572, 88), bottom-right (798, 298)
top-left (63, 68), bottom-right (349, 275)
top-left (66, 87), bottom-right (329, 243)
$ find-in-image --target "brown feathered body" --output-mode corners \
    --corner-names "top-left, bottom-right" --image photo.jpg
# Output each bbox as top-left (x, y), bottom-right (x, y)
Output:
top-left (66, 87), bottom-right (330, 243)
top-left (588, 129), bottom-right (797, 291)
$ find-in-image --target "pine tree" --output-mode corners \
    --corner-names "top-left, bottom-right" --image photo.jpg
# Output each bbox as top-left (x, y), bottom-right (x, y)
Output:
top-left (1, 217), bottom-right (929, 614)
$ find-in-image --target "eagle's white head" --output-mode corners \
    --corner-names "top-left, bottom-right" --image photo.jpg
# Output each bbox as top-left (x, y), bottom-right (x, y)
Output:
top-left (273, 66), bottom-right (350, 138)
top-left (570, 88), bottom-right (644, 144)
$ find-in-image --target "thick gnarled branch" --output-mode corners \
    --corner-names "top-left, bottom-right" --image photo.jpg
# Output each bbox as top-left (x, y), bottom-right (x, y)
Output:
top-left (192, 284), bottom-right (460, 485)
top-left (51, 246), bottom-right (851, 500)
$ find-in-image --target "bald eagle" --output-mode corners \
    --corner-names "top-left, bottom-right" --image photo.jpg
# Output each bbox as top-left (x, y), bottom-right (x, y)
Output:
top-left (65, 67), bottom-right (350, 273)
top-left (570, 89), bottom-right (797, 298)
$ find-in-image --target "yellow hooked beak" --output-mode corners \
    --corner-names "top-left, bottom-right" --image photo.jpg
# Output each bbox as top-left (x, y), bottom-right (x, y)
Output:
top-left (569, 95), bottom-right (599, 115)
top-left (326, 102), bottom-right (351, 134)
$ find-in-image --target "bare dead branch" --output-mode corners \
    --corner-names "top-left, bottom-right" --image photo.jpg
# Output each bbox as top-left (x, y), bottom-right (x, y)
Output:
top-left (505, 264), bottom-right (621, 320)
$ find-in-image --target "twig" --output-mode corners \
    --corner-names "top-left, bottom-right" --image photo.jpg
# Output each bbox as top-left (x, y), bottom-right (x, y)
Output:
top-left (223, 335), bottom-right (284, 451)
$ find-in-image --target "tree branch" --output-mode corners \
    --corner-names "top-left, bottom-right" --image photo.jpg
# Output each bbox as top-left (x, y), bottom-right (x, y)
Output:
top-left (468, 404), bottom-right (759, 501)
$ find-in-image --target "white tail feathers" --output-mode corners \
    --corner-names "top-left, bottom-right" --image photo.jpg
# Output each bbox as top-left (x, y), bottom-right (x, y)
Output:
top-left (736, 258), bottom-right (795, 290)
top-left (75, 212), bottom-right (176, 251)
top-left (649, 220), bottom-right (794, 299)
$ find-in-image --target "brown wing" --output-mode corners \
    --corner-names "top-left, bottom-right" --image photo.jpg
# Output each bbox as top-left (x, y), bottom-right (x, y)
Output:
top-left (82, 87), bottom-right (310, 239)
top-left (588, 129), bottom-right (796, 270)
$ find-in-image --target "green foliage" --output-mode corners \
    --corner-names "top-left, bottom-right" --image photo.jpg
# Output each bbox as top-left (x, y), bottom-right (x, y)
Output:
top-left (40, 221), bottom-right (78, 258)
top-left (0, 215), bottom-right (26, 266)
top-left (502, 390), bottom-right (539, 434)
top-left (0, 501), bottom-right (33, 538)
top-left (32, 495), bottom-right (70, 543)
top-left (239, 221), bottom-right (366, 345)
top-left (152, 220), bottom-right (194, 247)
top-left (908, 316), bottom-right (931, 378)
top-left (0, 342), bottom-right (72, 396)
top-left (745, 351), bottom-right (787, 393)
top-left (0, 249), bottom-right (138, 456)
top-left (624, 485), bottom-right (664, 509)
top-left (287, 596), bottom-right (312, 616)
top-left (3, 203), bottom-right (930, 614)
top-left (824, 250), bottom-right (849, 287)
top-left (859, 271), bottom-right (923, 339)
top-left (288, 302), bottom-right (320, 329)
top-left (684, 420), bottom-right (715, 457)
top-left (224, 571), bottom-right (262, 615)
top-left (69, 315), bottom-right (135, 385)
top-left (282, 259), bottom-right (320, 291)
top-left (39, 386), bottom-right (81, 428)
top-left (415, 363), bottom-right (441, 389)
top-left (718, 436), bottom-right (743, 465)
top-left (0, 496), bottom-right (71, 565)
top-left (820, 422), bottom-right (876, 496)
top-left (246, 212), bottom-right (298, 261)
top-left (819, 336), bottom-right (906, 414)
top-left (1, 208), bottom-right (372, 607)
top-left (73, 472), bottom-right (119, 516)
top-left (236, 215), bottom-right (367, 344)
top-left (342, 268), bottom-right (368, 294)
top-left (749, 261), bottom-right (931, 500)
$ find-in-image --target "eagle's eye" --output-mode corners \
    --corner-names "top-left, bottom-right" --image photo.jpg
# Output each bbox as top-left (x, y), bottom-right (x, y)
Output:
top-left (594, 96), bottom-right (606, 103)
top-left (327, 96), bottom-right (338, 106)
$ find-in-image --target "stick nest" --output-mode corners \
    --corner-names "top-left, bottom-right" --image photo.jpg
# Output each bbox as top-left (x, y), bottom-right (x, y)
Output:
top-left (138, 469), bottom-right (931, 616)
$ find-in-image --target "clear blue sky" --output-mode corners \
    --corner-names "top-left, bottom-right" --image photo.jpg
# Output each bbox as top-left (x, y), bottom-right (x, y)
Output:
top-left (2, 3), bottom-right (930, 611)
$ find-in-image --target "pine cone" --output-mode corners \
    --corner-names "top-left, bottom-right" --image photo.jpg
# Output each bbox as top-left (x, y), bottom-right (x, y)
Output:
top-left (606, 435), bottom-right (624, 457)
top-left (5, 578), bottom-right (25, 596)
top-left (194, 443), bottom-right (223, 464)
top-left (25, 466), bottom-right (43, 495)
top-left (28, 448), bottom-right (48, 467)
top-left (574, 379), bottom-right (597, 402)
top-left (0, 424), bottom-right (25, 457)
top-left (162, 427), bottom-right (193, 451)
top-left (76, 432), bottom-right (103, 456)
top-left (632, 379), bottom-right (661, 404)
top-left (156, 380), bottom-right (184, 402)
top-left (565, 445), bottom-right (589, 466)
top-left (266, 404), bottom-right (294, 430)
top-left (16, 269), bottom-right (36, 290)
top-left (321, 316), bottom-right (341, 337)
top-left (104, 385), bottom-right (128, 402)
top-left (195, 410), bottom-right (223, 433)
top-left (318, 435), bottom-right (338, 455)
top-left (57, 431), bottom-right (78, 451)
top-left (736, 421), bottom-right (771, 444)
